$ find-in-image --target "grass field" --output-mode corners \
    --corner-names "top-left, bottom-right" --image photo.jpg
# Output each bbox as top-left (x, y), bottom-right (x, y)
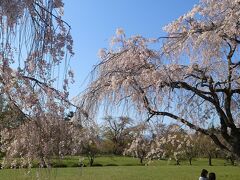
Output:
top-left (50, 155), bottom-right (237, 167)
top-left (0, 157), bottom-right (239, 180)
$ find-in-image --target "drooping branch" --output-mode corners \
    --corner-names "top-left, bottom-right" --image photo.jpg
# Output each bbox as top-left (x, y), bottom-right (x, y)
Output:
top-left (130, 77), bottom-right (231, 152)
top-left (22, 75), bottom-right (86, 113)
top-left (33, 1), bottom-right (71, 29)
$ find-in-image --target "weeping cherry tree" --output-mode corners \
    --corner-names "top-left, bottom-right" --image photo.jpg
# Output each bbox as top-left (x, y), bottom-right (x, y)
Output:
top-left (80, 0), bottom-right (240, 158)
top-left (0, 0), bottom-right (77, 166)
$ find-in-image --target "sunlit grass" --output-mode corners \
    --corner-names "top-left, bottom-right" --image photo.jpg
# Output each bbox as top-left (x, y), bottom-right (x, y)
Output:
top-left (0, 157), bottom-right (239, 180)
top-left (0, 166), bottom-right (239, 180)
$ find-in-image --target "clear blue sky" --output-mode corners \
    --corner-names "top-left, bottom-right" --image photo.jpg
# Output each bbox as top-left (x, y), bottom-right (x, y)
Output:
top-left (63, 0), bottom-right (199, 99)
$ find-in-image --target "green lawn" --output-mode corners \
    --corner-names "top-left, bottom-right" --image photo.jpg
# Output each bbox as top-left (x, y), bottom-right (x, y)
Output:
top-left (53, 155), bottom-right (232, 167)
top-left (0, 166), bottom-right (239, 180)
top-left (0, 157), bottom-right (239, 180)
top-left (52, 155), bottom-right (143, 167)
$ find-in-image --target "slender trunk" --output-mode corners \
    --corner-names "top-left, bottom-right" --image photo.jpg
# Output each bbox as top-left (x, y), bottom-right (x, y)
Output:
top-left (208, 154), bottom-right (212, 166)
top-left (88, 154), bottom-right (95, 166)
top-left (140, 151), bottom-right (146, 165)
top-left (90, 157), bottom-right (94, 166)
top-left (229, 156), bottom-right (235, 166)
top-left (40, 156), bottom-right (48, 168)
top-left (189, 157), bottom-right (192, 165)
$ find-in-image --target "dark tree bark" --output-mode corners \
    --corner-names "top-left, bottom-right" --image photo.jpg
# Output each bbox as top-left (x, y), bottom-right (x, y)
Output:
top-left (88, 154), bottom-right (95, 167)
top-left (189, 157), bottom-right (192, 165)
top-left (140, 157), bottom-right (144, 164)
top-left (208, 154), bottom-right (212, 166)
top-left (176, 159), bottom-right (180, 165)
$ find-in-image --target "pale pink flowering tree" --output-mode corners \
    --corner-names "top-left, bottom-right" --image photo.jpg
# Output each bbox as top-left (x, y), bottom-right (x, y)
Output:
top-left (0, 0), bottom-right (74, 118)
top-left (125, 124), bottom-right (195, 165)
top-left (103, 116), bottom-right (134, 155)
top-left (80, 0), bottom-right (240, 158)
top-left (1, 116), bottom-right (85, 168)
top-left (194, 132), bottom-right (221, 166)
top-left (81, 126), bottom-right (101, 166)
top-left (147, 125), bottom-right (195, 165)
top-left (0, 0), bottom-right (80, 166)
top-left (124, 135), bottom-right (151, 164)
top-left (123, 124), bottom-right (152, 164)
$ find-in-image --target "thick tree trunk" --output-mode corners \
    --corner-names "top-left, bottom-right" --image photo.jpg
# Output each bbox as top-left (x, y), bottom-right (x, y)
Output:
top-left (231, 135), bottom-right (240, 160)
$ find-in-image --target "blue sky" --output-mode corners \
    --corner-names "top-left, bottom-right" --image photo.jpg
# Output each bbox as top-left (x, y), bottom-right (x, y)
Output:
top-left (63, 0), bottom-right (199, 99)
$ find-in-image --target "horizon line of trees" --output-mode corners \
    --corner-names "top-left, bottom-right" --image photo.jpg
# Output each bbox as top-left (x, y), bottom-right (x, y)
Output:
top-left (0, 107), bottom-right (236, 167)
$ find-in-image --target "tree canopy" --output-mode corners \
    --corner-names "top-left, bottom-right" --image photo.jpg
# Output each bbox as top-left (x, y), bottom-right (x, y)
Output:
top-left (0, 0), bottom-right (74, 119)
top-left (80, 0), bottom-right (240, 158)
top-left (0, 0), bottom-right (78, 167)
